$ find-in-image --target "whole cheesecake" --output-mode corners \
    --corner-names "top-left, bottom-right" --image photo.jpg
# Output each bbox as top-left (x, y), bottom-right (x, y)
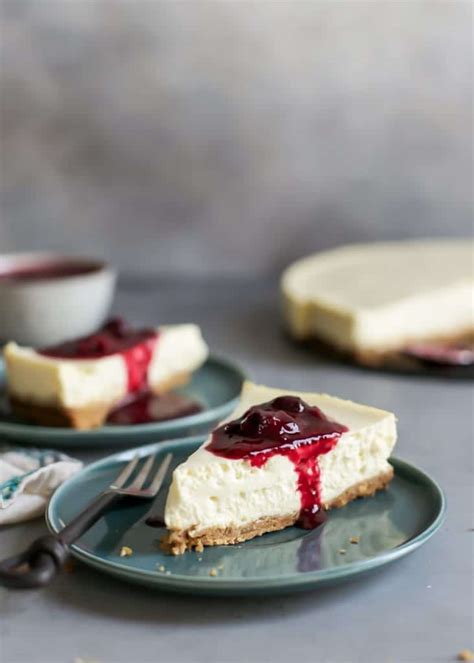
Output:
top-left (163, 382), bottom-right (397, 554)
top-left (4, 319), bottom-right (208, 429)
top-left (281, 239), bottom-right (474, 364)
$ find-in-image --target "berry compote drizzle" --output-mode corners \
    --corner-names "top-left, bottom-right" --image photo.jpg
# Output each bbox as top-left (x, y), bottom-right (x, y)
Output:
top-left (207, 395), bottom-right (348, 528)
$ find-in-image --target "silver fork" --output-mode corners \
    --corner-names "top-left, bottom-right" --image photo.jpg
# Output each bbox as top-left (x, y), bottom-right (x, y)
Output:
top-left (0, 452), bottom-right (173, 589)
top-left (110, 452), bottom-right (172, 497)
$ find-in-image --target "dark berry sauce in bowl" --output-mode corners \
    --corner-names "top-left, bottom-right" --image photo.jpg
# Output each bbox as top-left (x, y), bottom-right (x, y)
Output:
top-left (0, 253), bottom-right (116, 346)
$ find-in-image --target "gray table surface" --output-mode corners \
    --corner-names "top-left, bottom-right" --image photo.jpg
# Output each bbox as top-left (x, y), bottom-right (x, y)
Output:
top-left (1, 278), bottom-right (473, 663)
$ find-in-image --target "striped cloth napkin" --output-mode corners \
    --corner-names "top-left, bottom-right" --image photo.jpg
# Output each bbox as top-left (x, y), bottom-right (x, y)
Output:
top-left (0, 446), bottom-right (82, 525)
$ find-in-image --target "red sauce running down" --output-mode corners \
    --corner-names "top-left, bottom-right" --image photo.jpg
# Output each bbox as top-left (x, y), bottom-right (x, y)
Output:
top-left (39, 318), bottom-right (158, 393)
top-left (207, 395), bottom-right (348, 529)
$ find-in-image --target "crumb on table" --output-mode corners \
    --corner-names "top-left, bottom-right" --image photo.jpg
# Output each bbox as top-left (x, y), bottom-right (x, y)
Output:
top-left (350, 536), bottom-right (360, 545)
top-left (209, 568), bottom-right (218, 577)
top-left (119, 546), bottom-right (133, 557)
top-left (63, 559), bottom-right (76, 574)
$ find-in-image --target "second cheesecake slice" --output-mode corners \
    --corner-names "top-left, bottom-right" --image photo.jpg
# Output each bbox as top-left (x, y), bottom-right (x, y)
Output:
top-left (4, 319), bottom-right (208, 429)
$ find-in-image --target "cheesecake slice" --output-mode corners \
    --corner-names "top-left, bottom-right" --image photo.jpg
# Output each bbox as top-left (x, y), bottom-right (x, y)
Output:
top-left (4, 319), bottom-right (208, 429)
top-left (163, 382), bottom-right (396, 554)
top-left (282, 239), bottom-right (474, 364)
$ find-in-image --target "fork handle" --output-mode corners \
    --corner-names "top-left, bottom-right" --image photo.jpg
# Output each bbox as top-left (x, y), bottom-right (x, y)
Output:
top-left (0, 491), bottom-right (120, 589)
top-left (0, 535), bottom-right (68, 589)
top-left (60, 491), bottom-right (121, 545)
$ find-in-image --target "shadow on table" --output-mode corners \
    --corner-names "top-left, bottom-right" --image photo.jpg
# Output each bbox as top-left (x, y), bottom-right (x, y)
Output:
top-left (45, 558), bottom-right (407, 625)
top-left (215, 301), bottom-right (322, 369)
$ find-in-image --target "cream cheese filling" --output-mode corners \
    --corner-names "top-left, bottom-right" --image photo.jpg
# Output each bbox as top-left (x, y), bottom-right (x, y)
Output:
top-left (164, 383), bottom-right (397, 534)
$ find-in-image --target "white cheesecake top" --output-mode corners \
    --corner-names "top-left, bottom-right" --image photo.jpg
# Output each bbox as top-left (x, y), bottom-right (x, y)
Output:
top-left (186, 382), bottom-right (394, 465)
top-left (282, 239), bottom-right (473, 309)
top-left (282, 239), bottom-right (474, 351)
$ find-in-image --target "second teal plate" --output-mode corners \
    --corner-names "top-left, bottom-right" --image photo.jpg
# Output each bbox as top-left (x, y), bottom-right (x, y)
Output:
top-left (47, 436), bottom-right (446, 596)
top-left (0, 356), bottom-right (245, 448)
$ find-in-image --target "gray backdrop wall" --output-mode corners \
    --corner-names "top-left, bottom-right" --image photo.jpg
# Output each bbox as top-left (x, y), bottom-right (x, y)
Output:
top-left (0, 0), bottom-right (472, 276)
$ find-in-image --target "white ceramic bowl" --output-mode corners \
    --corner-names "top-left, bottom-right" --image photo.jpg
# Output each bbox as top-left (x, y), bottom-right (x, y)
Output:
top-left (0, 253), bottom-right (116, 347)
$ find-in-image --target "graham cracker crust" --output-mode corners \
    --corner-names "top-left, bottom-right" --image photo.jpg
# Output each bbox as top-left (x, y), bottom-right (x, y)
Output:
top-left (162, 467), bottom-right (394, 555)
top-left (8, 371), bottom-right (193, 430)
top-left (162, 513), bottom-right (300, 555)
top-left (354, 330), bottom-right (474, 368)
top-left (292, 329), bottom-right (474, 371)
top-left (9, 397), bottom-right (113, 430)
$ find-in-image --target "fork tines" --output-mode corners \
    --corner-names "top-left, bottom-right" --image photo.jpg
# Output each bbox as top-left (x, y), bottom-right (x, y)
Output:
top-left (110, 452), bottom-right (173, 497)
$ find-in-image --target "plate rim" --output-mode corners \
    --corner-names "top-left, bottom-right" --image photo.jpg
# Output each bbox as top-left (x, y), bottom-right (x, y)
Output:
top-left (46, 437), bottom-right (447, 593)
top-left (0, 354), bottom-right (246, 442)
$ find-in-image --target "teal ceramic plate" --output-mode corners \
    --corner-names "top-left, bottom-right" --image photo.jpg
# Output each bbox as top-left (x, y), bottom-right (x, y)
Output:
top-left (46, 437), bottom-right (446, 596)
top-left (0, 357), bottom-right (245, 448)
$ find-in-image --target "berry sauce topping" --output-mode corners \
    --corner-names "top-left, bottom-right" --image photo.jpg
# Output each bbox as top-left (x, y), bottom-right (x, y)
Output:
top-left (107, 392), bottom-right (202, 426)
top-left (38, 318), bottom-right (158, 393)
top-left (206, 395), bottom-right (348, 528)
top-left (405, 340), bottom-right (474, 366)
